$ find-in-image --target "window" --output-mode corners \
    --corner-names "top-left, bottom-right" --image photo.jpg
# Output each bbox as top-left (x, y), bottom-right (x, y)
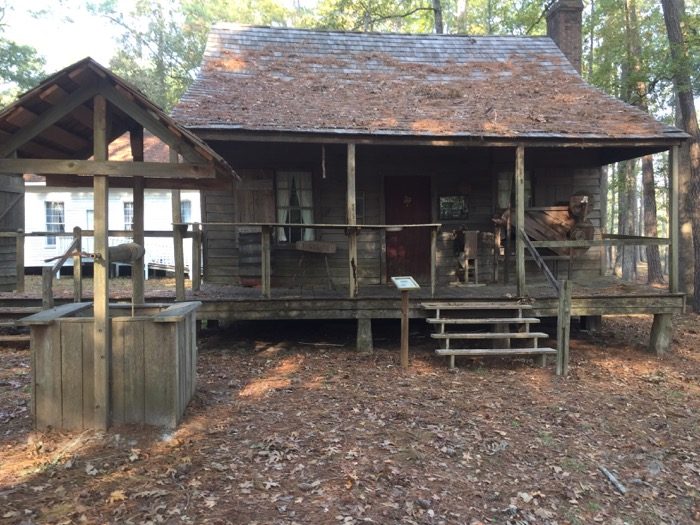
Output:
top-left (124, 202), bottom-right (134, 231)
top-left (275, 171), bottom-right (313, 243)
top-left (181, 200), bottom-right (192, 223)
top-left (45, 201), bottom-right (65, 246)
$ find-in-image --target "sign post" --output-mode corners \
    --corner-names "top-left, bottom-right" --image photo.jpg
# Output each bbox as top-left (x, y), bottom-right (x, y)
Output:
top-left (391, 276), bottom-right (420, 369)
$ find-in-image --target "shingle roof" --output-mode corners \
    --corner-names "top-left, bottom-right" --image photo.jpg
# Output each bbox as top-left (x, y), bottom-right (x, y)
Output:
top-left (173, 24), bottom-right (683, 142)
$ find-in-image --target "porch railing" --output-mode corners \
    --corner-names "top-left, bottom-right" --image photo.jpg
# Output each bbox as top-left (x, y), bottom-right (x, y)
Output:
top-left (183, 222), bottom-right (442, 299)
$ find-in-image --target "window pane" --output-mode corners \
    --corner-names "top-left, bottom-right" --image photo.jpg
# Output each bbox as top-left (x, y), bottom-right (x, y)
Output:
top-left (124, 202), bottom-right (134, 231)
top-left (45, 201), bottom-right (65, 246)
top-left (181, 200), bottom-right (192, 223)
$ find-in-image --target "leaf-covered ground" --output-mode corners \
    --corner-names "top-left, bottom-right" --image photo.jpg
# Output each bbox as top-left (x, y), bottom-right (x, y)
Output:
top-left (1, 314), bottom-right (699, 524)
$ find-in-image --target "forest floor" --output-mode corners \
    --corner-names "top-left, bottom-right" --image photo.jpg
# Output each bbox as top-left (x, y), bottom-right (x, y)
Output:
top-left (1, 313), bottom-right (699, 525)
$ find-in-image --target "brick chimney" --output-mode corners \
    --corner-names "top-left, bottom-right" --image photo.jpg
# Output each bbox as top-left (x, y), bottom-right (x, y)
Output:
top-left (546, 0), bottom-right (584, 73)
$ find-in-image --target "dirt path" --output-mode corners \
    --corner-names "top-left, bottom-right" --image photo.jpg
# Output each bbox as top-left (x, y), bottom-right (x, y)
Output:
top-left (1, 315), bottom-right (699, 524)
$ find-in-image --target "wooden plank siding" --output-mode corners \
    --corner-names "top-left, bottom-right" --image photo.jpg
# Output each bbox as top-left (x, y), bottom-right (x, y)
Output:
top-left (0, 174), bottom-right (24, 291)
top-left (201, 143), bottom-right (604, 288)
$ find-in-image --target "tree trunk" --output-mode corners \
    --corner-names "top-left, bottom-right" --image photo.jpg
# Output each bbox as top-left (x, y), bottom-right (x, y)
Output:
top-left (432, 0), bottom-right (444, 33)
top-left (642, 155), bottom-right (664, 283)
top-left (624, 0), bottom-right (663, 283)
top-left (661, 0), bottom-right (700, 309)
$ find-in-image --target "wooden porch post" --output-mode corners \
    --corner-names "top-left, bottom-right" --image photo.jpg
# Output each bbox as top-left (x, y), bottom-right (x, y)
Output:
top-left (669, 145), bottom-right (679, 294)
top-left (72, 226), bottom-right (82, 301)
top-left (261, 225), bottom-right (271, 298)
top-left (192, 222), bottom-right (202, 291)
top-left (93, 94), bottom-right (110, 430)
top-left (347, 143), bottom-right (359, 298)
top-left (130, 127), bottom-right (145, 304)
top-left (515, 145), bottom-right (526, 297)
top-left (170, 149), bottom-right (185, 302)
top-left (15, 228), bottom-right (24, 293)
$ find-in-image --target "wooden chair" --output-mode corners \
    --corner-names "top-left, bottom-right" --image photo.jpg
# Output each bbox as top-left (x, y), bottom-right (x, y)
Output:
top-left (459, 230), bottom-right (479, 285)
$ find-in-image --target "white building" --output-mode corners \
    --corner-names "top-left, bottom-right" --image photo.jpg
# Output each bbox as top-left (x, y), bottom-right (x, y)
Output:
top-left (23, 132), bottom-right (201, 276)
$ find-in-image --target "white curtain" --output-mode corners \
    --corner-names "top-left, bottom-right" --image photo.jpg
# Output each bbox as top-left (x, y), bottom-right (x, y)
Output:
top-left (276, 175), bottom-right (290, 242)
top-left (296, 173), bottom-right (314, 240)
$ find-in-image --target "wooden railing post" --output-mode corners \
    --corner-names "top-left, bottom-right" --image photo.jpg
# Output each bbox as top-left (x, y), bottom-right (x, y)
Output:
top-left (42, 266), bottom-right (54, 309)
top-left (72, 226), bottom-right (82, 302)
top-left (15, 228), bottom-right (24, 293)
top-left (192, 222), bottom-right (202, 291)
top-left (261, 225), bottom-right (271, 298)
top-left (556, 279), bottom-right (572, 376)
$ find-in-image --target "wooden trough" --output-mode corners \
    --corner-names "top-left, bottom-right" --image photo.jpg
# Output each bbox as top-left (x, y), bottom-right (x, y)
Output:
top-left (21, 301), bottom-right (200, 430)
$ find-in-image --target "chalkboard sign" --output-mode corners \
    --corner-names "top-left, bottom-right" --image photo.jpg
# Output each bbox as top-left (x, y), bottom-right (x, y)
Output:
top-left (439, 195), bottom-right (468, 220)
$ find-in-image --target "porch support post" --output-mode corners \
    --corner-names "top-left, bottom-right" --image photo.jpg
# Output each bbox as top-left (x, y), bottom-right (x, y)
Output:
top-left (261, 225), bottom-right (271, 298)
top-left (347, 143), bottom-right (358, 298)
top-left (669, 145), bottom-right (679, 294)
top-left (130, 126), bottom-right (145, 304)
top-left (649, 313), bottom-right (673, 355)
top-left (170, 148), bottom-right (185, 302)
top-left (430, 226), bottom-right (437, 297)
top-left (515, 145), bottom-right (526, 297)
top-left (93, 94), bottom-right (110, 430)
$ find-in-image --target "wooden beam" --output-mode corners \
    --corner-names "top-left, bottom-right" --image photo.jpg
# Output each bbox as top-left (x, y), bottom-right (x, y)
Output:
top-left (556, 279), bottom-right (572, 376)
top-left (669, 146), bottom-right (679, 293)
top-left (0, 83), bottom-right (98, 158)
top-left (5, 106), bottom-right (90, 151)
top-left (0, 158), bottom-right (217, 178)
top-left (93, 94), bottom-right (110, 431)
top-left (72, 227), bottom-right (82, 302)
top-left (515, 145), bottom-right (526, 297)
top-left (171, 148), bottom-right (186, 302)
top-left (39, 84), bottom-right (94, 128)
top-left (15, 229), bottom-right (24, 293)
top-left (430, 226), bottom-right (437, 297)
top-left (191, 129), bottom-right (685, 150)
top-left (191, 222), bottom-right (202, 291)
top-left (131, 127), bottom-right (145, 305)
top-left (347, 144), bottom-right (359, 298)
top-left (99, 82), bottom-right (204, 165)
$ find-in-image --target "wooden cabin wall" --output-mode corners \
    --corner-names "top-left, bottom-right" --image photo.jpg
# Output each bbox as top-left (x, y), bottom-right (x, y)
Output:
top-left (203, 142), bottom-right (604, 287)
top-left (532, 165), bottom-right (603, 279)
top-left (0, 174), bottom-right (24, 291)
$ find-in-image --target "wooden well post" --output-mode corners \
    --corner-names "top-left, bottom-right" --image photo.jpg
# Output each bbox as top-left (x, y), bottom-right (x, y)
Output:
top-left (93, 94), bottom-right (111, 430)
top-left (130, 126), bottom-right (146, 304)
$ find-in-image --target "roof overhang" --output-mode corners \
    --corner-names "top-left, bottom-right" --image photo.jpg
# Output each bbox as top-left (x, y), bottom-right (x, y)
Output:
top-left (189, 126), bottom-right (687, 165)
top-left (0, 58), bottom-right (237, 190)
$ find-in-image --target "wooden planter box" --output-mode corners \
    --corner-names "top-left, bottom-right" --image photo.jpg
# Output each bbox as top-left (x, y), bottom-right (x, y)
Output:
top-left (22, 302), bottom-right (200, 430)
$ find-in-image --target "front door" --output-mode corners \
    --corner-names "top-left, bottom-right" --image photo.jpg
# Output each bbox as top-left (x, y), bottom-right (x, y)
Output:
top-left (385, 176), bottom-right (431, 280)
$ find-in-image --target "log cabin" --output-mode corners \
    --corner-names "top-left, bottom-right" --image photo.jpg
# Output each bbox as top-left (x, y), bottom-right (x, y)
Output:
top-left (168, 0), bottom-right (686, 364)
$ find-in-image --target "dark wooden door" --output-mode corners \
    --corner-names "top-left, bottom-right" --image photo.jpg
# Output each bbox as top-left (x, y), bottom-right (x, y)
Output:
top-left (385, 176), bottom-right (431, 280)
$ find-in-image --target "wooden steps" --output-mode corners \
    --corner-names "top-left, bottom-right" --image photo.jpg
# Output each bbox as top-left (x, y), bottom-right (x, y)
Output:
top-left (427, 317), bottom-right (540, 325)
top-left (0, 306), bottom-right (39, 346)
top-left (431, 331), bottom-right (549, 340)
top-left (436, 348), bottom-right (557, 357)
top-left (422, 301), bottom-right (554, 369)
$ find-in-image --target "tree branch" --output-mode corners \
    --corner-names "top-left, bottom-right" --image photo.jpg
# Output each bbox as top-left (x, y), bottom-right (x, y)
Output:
top-left (351, 6), bottom-right (436, 32)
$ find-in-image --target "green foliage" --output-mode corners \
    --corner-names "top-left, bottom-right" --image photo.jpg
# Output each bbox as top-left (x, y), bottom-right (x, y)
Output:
top-left (0, 2), bottom-right (46, 107)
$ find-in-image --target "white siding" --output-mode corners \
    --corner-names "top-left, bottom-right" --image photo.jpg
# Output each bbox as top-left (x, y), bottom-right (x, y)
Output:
top-left (24, 183), bottom-right (200, 274)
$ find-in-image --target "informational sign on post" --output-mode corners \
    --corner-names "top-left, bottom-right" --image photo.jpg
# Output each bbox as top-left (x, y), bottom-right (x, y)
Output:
top-left (391, 276), bottom-right (420, 368)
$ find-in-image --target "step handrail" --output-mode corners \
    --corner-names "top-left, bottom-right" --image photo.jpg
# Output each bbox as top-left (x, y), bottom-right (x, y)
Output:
top-left (41, 227), bottom-right (83, 309)
top-left (519, 228), bottom-right (560, 294)
top-left (517, 227), bottom-right (571, 376)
